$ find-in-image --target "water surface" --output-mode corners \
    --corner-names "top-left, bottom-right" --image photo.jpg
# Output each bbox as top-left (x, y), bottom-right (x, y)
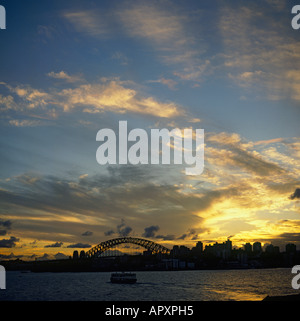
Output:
top-left (0, 268), bottom-right (297, 301)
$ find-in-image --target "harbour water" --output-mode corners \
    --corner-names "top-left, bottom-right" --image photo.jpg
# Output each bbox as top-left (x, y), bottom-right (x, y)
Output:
top-left (0, 268), bottom-right (298, 301)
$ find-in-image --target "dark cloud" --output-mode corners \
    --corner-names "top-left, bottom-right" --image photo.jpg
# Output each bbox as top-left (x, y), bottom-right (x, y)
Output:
top-left (54, 252), bottom-right (69, 260)
top-left (0, 220), bottom-right (12, 229)
top-left (143, 225), bottom-right (159, 238)
top-left (277, 233), bottom-right (300, 243)
top-left (178, 233), bottom-right (187, 240)
top-left (230, 147), bottom-right (284, 177)
top-left (82, 231), bottom-right (93, 236)
top-left (104, 219), bottom-right (134, 238)
top-left (0, 236), bottom-right (19, 248)
top-left (0, 170), bottom-right (187, 221)
top-left (178, 229), bottom-right (197, 240)
top-left (207, 135), bottom-right (285, 177)
top-left (44, 241), bottom-right (63, 248)
top-left (0, 171), bottom-right (165, 217)
top-left (103, 220), bottom-right (133, 238)
top-left (0, 168), bottom-right (214, 245)
top-left (290, 188), bottom-right (300, 200)
top-left (117, 219), bottom-right (132, 237)
top-left (0, 219), bottom-right (12, 236)
top-left (118, 226), bottom-right (132, 237)
top-left (78, 165), bottom-right (162, 191)
top-left (67, 243), bottom-right (91, 248)
top-left (177, 234), bottom-right (187, 240)
top-left (104, 230), bottom-right (115, 237)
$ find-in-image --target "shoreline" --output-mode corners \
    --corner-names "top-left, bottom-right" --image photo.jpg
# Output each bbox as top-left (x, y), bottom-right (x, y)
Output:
top-left (263, 293), bottom-right (300, 301)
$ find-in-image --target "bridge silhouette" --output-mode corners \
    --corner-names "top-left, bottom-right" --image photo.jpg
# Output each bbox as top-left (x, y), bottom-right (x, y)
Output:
top-left (85, 237), bottom-right (171, 258)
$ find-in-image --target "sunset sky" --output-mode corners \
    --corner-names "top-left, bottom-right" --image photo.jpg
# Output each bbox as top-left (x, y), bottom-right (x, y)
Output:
top-left (0, 0), bottom-right (300, 260)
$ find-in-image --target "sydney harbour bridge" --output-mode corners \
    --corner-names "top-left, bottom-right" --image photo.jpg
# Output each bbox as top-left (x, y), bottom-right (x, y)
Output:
top-left (81, 237), bottom-right (171, 258)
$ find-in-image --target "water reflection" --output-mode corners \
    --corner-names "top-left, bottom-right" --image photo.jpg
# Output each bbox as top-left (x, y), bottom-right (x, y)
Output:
top-left (211, 289), bottom-right (264, 301)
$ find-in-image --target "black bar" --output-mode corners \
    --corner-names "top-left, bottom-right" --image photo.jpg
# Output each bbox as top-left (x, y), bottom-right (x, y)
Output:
top-left (0, 301), bottom-right (296, 320)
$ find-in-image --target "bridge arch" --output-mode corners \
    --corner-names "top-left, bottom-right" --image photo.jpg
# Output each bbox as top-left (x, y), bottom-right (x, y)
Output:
top-left (85, 237), bottom-right (170, 258)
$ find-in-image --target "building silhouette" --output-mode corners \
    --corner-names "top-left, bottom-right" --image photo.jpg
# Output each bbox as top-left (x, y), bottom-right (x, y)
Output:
top-left (73, 250), bottom-right (79, 259)
top-left (286, 243), bottom-right (297, 253)
top-left (244, 243), bottom-right (252, 253)
top-left (253, 242), bottom-right (262, 253)
top-left (204, 239), bottom-right (232, 260)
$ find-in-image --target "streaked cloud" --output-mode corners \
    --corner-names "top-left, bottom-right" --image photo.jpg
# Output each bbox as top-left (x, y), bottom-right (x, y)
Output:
top-left (0, 128), bottom-right (299, 254)
top-left (56, 80), bottom-right (181, 117)
top-left (8, 119), bottom-right (44, 127)
top-left (47, 71), bottom-right (83, 83)
top-left (1, 79), bottom-right (182, 119)
top-left (148, 78), bottom-right (178, 90)
top-left (118, 2), bottom-right (211, 82)
top-left (63, 10), bottom-right (111, 38)
top-left (253, 138), bottom-right (284, 146)
top-left (63, 2), bottom-right (210, 84)
top-left (219, 3), bottom-right (300, 101)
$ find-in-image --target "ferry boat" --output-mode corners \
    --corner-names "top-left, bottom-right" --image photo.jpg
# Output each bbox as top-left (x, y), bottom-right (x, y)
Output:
top-left (110, 272), bottom-right (137, 284)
